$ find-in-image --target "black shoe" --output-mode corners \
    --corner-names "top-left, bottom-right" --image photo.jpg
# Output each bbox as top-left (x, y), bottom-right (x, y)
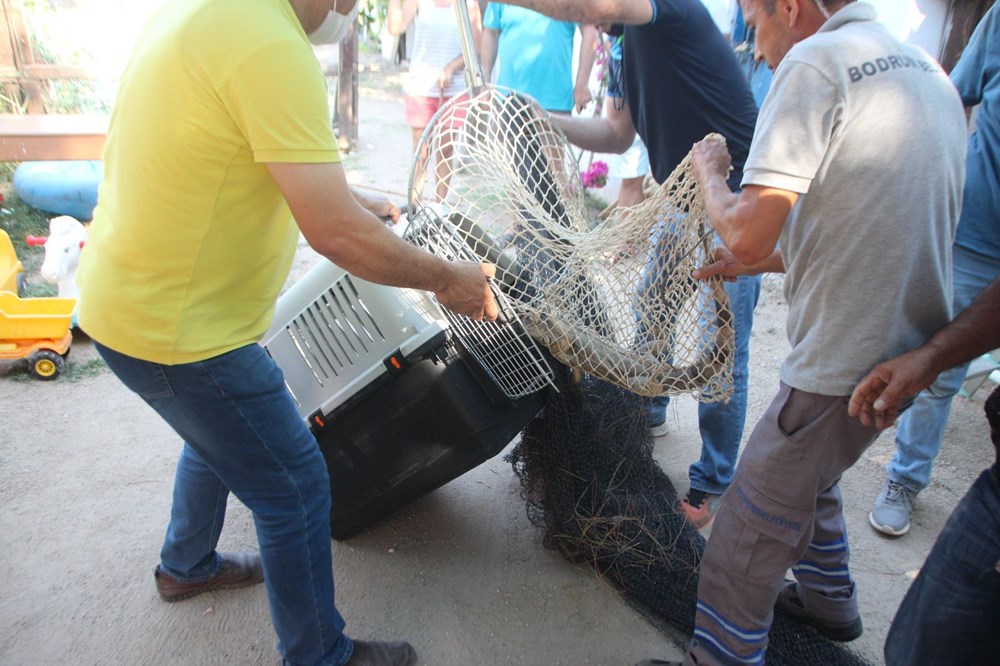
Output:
top-left (636, 660), bottom-right (683, 666)
top-left (346, 640), bottom-right (417, 666)
top-left (775, 581), bottom-right (862, 642)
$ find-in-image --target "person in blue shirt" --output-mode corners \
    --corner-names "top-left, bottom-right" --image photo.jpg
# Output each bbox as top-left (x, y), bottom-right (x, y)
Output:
top-left (868, 0), bottom-right (1000, 538)
top-left (849, 274), bottom-right (1000, 664)
top-left (731, 1), bottom-right (773, 107)
top-left (481, 4), bottom-right (598, 114)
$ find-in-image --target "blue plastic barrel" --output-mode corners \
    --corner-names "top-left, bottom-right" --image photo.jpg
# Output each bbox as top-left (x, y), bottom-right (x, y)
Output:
top-left (13, 160), bottom-right (102, 221)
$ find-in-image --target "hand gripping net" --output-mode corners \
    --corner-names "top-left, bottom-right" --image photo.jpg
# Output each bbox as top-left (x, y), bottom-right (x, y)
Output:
top-left (404, 88), bottom-right (734, 402)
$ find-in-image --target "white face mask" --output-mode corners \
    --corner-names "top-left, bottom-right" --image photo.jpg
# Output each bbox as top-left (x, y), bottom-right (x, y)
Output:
top-left (308, 0), bottom-right (358, 45)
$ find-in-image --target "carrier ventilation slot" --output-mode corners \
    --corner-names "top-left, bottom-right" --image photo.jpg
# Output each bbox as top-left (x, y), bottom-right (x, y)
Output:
top-left (281, 275), bottom-right (388, 387)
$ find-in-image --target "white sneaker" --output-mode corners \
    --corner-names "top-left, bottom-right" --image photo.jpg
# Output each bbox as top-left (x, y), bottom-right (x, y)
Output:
top-left (869, 478), bottom-right (917, 536)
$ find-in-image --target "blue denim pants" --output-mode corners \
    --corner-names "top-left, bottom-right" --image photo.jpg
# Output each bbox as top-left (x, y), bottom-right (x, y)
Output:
top-left (95, 342), bottom-right (353, 666)
top-left (889, 245), bottom-right (1000, 492)
top-left (884, 466), bottom-right (1000, 665)
top-left (650, 273), bottom-right (762, 495)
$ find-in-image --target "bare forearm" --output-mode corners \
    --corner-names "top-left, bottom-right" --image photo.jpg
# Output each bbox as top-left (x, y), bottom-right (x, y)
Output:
top-left (349, 187), bottom-right (381, 213)
top-left (550, 113), bottom-right (632, 154)
top-left (698, 170), bottom-right (774, 265)
top-left (446, 53), bottom-right (465, 73)
top-left (269, 163), bottom-right (449, 291)
top-left (745, 250), bottom-right (785, 275)
top-left (576, 26), bottom-right (598, 90)
top-left (922, 276), bottom-right (1000, 374)
top-left (495, 0), bottom-right (650, 25)
top-left (481, 28), bottom-right (498, 81)
top-left (850, 276), bottom-right (1000, 428)
top-left (268, 161), bottom-right (497, 320)
top-left (690, 139), bottom-right (794, 266)
top-left (309, 204), bottom-right (451, 292)
top-left (700, 171), bottom-right (740, 242)
top-left (386, 0), bottom-right (410, 35)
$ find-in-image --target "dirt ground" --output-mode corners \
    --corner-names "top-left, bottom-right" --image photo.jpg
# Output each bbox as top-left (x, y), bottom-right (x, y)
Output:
top-left (0, 54), bottom-right (993, 666)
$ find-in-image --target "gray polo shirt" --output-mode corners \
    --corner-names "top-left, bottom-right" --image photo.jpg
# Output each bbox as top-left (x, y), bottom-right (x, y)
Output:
top-left (742, 2), bottom-right (967, 395)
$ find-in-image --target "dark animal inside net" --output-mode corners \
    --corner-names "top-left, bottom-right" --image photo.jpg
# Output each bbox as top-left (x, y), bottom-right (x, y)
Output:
top-left (407, 88), bottom-right (735, 401)
top-left (509, 361), bottom-right (872, 666)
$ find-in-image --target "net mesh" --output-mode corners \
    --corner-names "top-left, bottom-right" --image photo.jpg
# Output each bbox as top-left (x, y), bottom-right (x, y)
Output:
top-left (510, 363), bottom-right (872, 665)
top-left (407, 88), bottom-right (734, 402)
top-left (405, 84), bottom-right (869, 664)
top-left (403, 204), bottom-right (557, 399)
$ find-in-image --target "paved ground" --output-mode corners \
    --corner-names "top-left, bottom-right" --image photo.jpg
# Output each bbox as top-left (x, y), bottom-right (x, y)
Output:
top-left (0, 53), bottom-right (993, 666)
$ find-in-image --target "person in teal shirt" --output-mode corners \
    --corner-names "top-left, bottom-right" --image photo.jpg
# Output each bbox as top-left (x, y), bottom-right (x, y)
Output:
top-left (480, 4), bottom-right (597, 114)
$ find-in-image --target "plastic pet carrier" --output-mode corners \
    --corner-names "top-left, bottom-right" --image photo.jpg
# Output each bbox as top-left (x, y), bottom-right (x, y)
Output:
top-left (261, 234), bottom-right (554, 539)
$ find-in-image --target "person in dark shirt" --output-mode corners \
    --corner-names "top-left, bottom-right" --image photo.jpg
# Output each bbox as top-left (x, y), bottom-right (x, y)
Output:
top-left (493, 0), bottom-right (762, 531)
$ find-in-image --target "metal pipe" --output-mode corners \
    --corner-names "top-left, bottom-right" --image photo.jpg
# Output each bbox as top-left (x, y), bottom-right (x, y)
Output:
top-left (452, 0), bottom-right (484, 93)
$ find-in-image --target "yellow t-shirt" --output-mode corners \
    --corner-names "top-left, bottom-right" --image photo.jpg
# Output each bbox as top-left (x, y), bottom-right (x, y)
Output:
top-left (77, 0), bottom-right (340, 364)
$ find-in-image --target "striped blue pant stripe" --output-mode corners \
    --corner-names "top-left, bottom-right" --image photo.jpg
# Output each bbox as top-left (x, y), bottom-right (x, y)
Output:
top-left (792, 561), bottom-right (851, 580)
top-left (807, 537), bottom-right (847, 552)
top-left (696, 599), bottom-right (769, 643)
top-left (693, 628), bottom-right (766, 665)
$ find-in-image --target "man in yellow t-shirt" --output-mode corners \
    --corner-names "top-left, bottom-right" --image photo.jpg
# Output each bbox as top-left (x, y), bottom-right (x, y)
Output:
top-left (77, 1), bottom-right (496, 664)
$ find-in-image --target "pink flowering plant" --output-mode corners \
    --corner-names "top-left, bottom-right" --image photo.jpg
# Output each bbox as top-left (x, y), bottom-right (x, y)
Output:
top-left (581, 160), bottom-right (609, 189)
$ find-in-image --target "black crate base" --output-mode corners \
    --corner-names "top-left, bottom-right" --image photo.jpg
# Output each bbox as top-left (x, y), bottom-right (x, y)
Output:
top-left (312, 345), bottom-right (546, 539)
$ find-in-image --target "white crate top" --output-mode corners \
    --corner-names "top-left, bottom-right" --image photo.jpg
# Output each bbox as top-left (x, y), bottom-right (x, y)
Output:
top-left (262, 259), bottom-right (448, 420)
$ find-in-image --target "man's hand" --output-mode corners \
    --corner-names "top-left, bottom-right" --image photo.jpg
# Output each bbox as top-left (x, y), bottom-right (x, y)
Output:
top-left (848, 349), bottom-right (940, 430)
top-left (352, 188), bottom-right (401, 223)
top-left (693, 245), bottom-right (744, 282)
top-left (693, 245), bottom-right (783, 281)
top-left (434, 261), bottom-right (499, 321)
top-left (438, 65), bottom-right (455, 91)
top-left (690, 136), bottom-right (732, 185)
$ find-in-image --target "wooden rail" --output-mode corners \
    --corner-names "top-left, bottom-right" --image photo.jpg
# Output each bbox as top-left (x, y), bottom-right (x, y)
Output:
top-left (0, 113), bottom-right (107, 162)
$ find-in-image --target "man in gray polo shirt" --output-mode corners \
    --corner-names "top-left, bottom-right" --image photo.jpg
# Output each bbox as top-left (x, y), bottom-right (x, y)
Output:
top-left (638, 1), bottom-right (968, 664)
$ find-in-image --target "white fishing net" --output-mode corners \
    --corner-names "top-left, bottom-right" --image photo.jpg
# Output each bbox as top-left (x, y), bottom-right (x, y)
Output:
top-left (403, 87), bottom-right (734, 402)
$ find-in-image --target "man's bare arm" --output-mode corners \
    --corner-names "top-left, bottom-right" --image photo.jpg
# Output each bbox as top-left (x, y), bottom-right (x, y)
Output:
top-left (481, 27), bottom-right (499, 83)
top-left (387, 0), bottom-right (419, 35)
top-left (850, 276), bottom-right (1000, 429)
top-left (574, 25), bottom-right (599, 112)
top-left (350, 187), bottom-right (400, 223)
top-left (692, 245), bottom-right (784, 282)
top-left (267, 161), bottom-right (498, 320)
top-left (492, 0), bottom-right (653, 26)
top-left (550, 96), bottom-right (636, 153)
top-left (690, 138), bottom-right (795, 265)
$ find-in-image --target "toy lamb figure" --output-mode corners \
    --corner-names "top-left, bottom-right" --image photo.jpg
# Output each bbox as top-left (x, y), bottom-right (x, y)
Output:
top-left (37, 216), bottom-right (87, 325)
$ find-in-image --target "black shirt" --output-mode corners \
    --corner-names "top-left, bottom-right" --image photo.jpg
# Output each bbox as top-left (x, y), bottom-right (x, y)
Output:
top-left (622, 0), bottom-right (758, 191)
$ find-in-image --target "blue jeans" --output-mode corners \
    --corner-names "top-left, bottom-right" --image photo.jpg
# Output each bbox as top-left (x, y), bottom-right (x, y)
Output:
top-left (650, 273), bottom-right (762, 495)
top-left (95, 342), bottom-right (352, 666)
top-left (889, 245), bottom-right (1000, 492)
top-left (884, 466), bottom-right (1000, 665)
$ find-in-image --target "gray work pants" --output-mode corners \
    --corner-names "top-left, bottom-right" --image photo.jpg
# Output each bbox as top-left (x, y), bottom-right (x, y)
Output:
top-left (685, 382), bottom-right (881, 665)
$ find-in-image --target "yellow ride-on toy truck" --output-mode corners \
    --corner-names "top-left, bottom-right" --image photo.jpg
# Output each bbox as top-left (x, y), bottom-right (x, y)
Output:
top-left (1, 229), bottom-right (24, 295)
top-left (0, 291), bottom-right (75, 380)
top-left (0, 231), bottom-right (76, 380)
